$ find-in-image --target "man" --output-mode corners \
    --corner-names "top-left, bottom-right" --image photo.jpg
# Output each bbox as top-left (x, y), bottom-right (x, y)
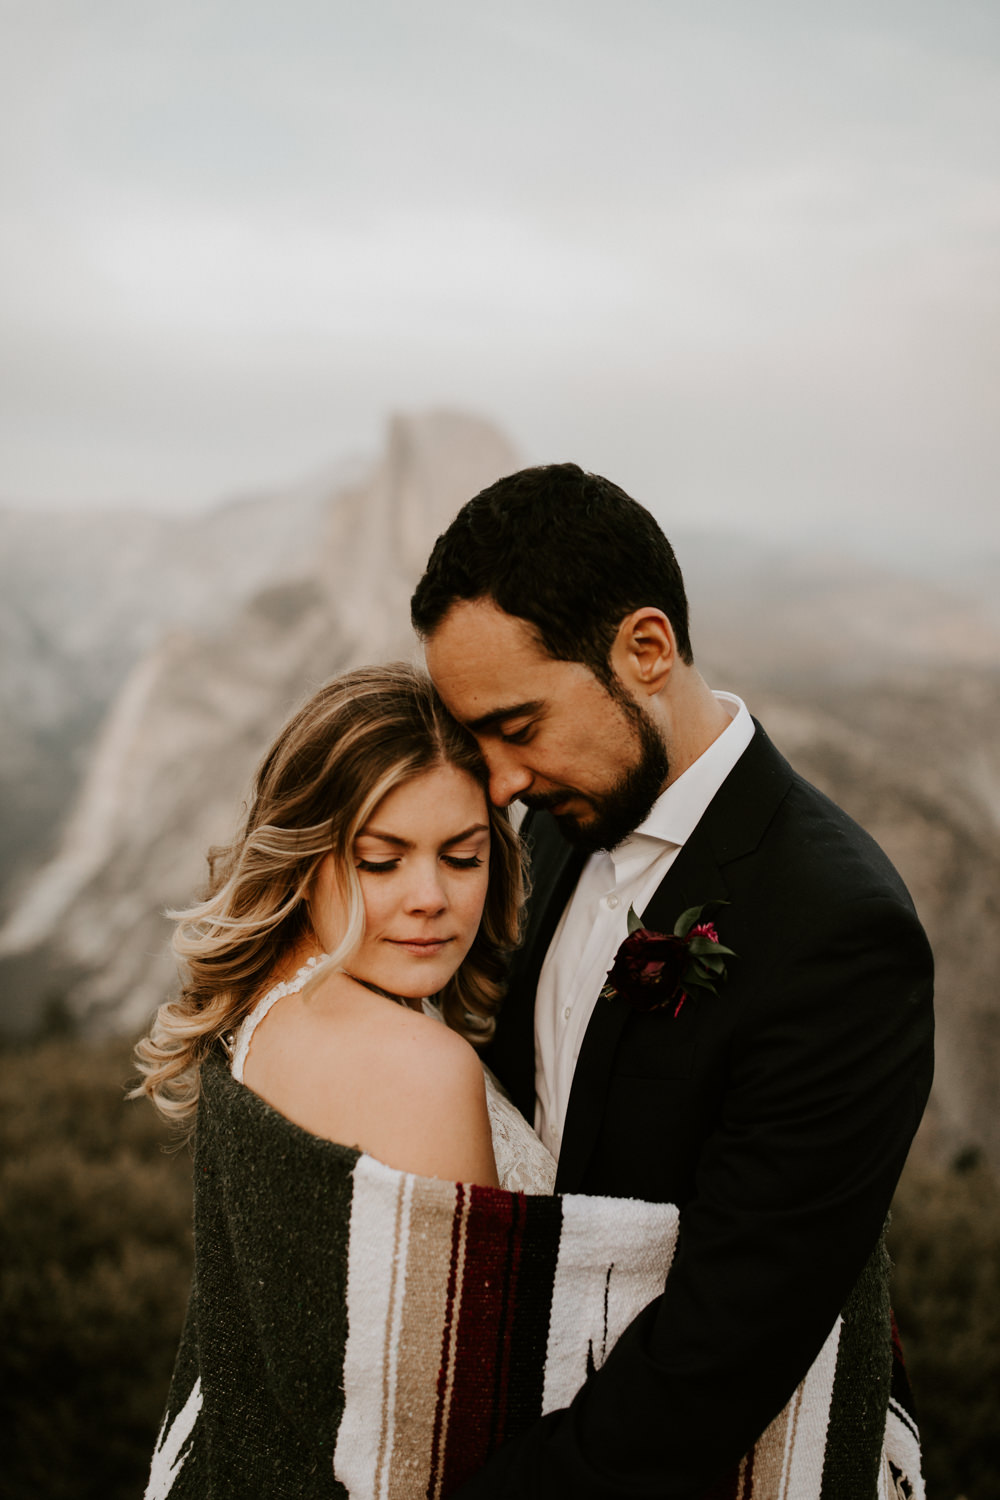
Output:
top-left (411, 463), bottom-right (934, 1499)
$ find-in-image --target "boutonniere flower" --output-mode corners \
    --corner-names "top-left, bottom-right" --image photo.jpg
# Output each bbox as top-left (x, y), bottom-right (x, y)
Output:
top-left (600, 903), bottom-right (737, 1018)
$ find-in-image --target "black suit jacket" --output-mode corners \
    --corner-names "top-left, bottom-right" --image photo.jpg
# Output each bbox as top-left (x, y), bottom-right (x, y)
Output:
top-left (458, 722), bottom-right (934, 1499)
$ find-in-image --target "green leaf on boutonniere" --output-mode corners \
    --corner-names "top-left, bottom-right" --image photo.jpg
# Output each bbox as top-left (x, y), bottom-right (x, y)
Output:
top-left (673, 904), bottom-right (705, 938)
top-left (688, 935), bottom-right (737, 958)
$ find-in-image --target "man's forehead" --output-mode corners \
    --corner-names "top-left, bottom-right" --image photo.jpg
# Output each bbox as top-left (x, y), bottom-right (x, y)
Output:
top-left (426, 598), bottom-right (547, 669)
top-left (434, 596), bottom-right (537, 642)
top-left (424, 601), bottom-right (552, 716)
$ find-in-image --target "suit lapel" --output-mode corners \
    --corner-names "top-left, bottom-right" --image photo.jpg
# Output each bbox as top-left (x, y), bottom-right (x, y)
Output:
top-left (555, 723), bottom-right (794, 1192)
top-left (638, 836), bottom-right (731, 938)
top-left (555, 834), bottom-right (731, 1192)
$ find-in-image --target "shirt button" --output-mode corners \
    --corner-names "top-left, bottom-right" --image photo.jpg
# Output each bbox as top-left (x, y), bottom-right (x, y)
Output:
top-left (563, 1006), bottom-right (572, 1020)
top-left (606, 893), bottom-right (620, 909)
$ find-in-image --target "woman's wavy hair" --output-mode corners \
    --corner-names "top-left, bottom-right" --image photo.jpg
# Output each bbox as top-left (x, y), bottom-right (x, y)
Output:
top-left (131, 663), bottom-right (524, 1129)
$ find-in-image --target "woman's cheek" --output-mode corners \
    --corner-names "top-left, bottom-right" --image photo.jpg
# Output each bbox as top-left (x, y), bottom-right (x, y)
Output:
top-left (358, 874), bottom-right (392, 928)
top-left (467, 872), bottom-right (490, 932)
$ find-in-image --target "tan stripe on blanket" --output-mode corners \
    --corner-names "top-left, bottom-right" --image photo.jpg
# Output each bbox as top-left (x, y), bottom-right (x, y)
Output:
top-left (751, 1385), bottom-right (793, 1499)
top-left (387, 1177), bottom-right (461, 1500)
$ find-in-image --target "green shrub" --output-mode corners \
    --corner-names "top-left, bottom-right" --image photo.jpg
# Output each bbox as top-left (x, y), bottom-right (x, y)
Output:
top-left (0, 1036), bottom-right (193, 1500)
top-left (889, 1154), bottom-right (1000, 1500)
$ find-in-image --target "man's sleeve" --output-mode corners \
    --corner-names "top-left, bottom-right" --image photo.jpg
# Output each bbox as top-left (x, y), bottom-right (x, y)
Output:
top-left (453, 893), bottom-right (934, 1499)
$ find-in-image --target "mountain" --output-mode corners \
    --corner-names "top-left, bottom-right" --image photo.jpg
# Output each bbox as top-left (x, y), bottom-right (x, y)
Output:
top-left (0, 473), bottom-right (341, 914)
top-left (678, 540), bottom-right (1000, 1169)
top-left (0, 410), bottom-right (519, 1035)
top-left (741, 675), bottom-right (1000, 1172)
top-left (0, 420), bottom-right (997, 1172)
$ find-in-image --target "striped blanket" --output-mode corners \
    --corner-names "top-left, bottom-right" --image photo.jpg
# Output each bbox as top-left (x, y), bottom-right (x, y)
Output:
top-left (147, 1053), bottom-right (923, 1500)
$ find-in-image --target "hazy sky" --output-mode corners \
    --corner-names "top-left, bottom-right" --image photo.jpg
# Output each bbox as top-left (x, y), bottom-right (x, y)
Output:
top-left (2, 0), bottom-right (998, 561)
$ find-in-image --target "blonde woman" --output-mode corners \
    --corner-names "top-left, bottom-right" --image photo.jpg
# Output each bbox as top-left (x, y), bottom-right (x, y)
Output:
top-left (133, 662), bottom-right (554, 1192)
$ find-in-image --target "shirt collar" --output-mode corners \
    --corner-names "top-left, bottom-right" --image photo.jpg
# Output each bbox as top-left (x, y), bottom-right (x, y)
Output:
top-left (609, 692), bottom-right (754, 880)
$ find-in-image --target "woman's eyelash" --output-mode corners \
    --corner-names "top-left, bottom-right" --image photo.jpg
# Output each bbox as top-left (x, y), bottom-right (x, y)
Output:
top-left (355, 854), bottom-right (484, 873)
top-left (358, 852), bottom-right (485, 876)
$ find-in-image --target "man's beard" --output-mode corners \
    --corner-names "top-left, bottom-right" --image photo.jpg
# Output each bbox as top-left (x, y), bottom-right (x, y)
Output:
top-left (522, 690), bottom-right (670, 854)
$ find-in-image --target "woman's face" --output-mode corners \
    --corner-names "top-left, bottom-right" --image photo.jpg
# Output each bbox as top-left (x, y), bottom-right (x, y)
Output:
top-left (310, 762), bottom-right (491, 1000)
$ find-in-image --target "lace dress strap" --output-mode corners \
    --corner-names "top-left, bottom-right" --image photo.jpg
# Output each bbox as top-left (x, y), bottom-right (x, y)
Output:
top-left (230, 955), bottom-right (329, 1083)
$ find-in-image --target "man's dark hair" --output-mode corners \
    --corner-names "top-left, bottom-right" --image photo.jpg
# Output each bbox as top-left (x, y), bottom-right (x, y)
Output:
top-left (411, 463), bottom-right (692, 682)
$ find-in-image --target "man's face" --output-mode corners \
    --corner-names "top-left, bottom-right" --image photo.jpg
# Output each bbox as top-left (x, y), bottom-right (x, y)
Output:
top-left (423, 599), bottom-right (669, 852)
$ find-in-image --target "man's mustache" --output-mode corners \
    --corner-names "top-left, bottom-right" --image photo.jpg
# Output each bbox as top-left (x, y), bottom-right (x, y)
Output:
top-left (519, 791), bottom-right (589, 816)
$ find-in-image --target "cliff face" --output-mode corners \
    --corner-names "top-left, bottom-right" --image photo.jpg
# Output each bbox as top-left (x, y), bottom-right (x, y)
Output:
top-left (0, 410), bottom-right (519, 1036)
top-left (681, 538), bottom-right (1000, 1169)
top-left (0, 420), bottom-right (997, 1171)
top-left (742, 678), bottom-right (1000, 1171)
top-left (0, 477), bottom-right (337, 912)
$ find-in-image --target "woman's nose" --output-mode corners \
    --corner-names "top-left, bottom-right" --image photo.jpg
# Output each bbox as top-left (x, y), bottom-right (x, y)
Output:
top-left (403, 863), bottom-right (447, 914)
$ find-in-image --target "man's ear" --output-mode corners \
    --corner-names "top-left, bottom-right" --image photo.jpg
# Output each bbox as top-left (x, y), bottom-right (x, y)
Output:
top-left (610, 609), bottom-right (676, 695)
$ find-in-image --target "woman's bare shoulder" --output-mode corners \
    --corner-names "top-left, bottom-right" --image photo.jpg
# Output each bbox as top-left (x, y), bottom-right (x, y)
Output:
top-left (245, 980), bottom-right (498, 1185)
top-left (365, 999), bottom-right (485, 1083)
top-left (303, 978), bottom-right (485, 1085)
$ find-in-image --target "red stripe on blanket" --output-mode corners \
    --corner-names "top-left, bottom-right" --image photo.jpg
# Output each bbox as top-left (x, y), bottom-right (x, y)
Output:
top-left (491, 1188), bottom-right (530, 1446)
top-left (486, 1189), bottom-right (523, 1450)
top-left (439, 1186), bottom-right (524, 1495)
top-left (429, 1181), bottom-right (467, 1499)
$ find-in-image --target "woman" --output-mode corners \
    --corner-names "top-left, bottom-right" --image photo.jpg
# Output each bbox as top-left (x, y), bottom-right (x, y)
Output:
top-left (133, 661), bottom-right (555, 1194)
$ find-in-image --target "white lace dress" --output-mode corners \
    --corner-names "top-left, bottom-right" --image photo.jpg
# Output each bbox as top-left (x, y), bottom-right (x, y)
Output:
top-left (229, 957), bottom-right (557, 1196)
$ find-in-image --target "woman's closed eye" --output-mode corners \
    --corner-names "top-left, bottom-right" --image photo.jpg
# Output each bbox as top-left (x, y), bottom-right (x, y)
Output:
top-left (355, 853), bottom-right (484, 874)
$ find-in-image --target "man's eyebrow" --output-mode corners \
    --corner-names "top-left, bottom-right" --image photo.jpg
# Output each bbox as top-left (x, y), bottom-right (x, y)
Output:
top-left (466, 700), bottom-right (544, 734)
top-left (357, 824), bottom-right (490, 848)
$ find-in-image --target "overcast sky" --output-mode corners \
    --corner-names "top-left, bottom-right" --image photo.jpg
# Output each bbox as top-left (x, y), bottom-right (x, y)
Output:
top-left (1, 0), bottom-right (997, 563)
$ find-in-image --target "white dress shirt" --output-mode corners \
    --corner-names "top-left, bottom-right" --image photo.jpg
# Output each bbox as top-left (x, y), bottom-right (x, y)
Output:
top-left (533, 692), bottom-right (754, 1158)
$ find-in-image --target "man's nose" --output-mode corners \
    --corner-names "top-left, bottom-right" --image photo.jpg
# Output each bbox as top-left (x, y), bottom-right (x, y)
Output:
top-left (485, 750), bottom-right (533, 809)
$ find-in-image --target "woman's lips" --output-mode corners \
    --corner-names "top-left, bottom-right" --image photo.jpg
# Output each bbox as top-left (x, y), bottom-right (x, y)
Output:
top-left (388, 938), bottom-right (453, 956)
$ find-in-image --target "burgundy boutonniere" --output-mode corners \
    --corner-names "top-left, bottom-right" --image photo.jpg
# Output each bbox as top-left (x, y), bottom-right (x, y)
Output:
top-left (600, 903), bottom-right (737, 1018)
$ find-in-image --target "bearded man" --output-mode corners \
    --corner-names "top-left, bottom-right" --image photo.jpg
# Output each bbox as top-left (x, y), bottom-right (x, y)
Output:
top-left (411, 463), bottom-right (933, 1500)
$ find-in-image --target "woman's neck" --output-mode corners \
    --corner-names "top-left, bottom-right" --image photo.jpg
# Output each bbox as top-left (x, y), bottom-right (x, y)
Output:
top-left (268, 941), bottom-right (425, 1012)
top-left (346, 973), bottom-right (424, 1012)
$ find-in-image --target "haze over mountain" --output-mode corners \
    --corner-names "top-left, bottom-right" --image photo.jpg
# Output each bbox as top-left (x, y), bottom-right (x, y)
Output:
top-left (0, 411), bottom-right (519, 1030)
top-left (0, 411), bottom-right (997, 1174)
top-left (0, 478), bottom-right (342, 911)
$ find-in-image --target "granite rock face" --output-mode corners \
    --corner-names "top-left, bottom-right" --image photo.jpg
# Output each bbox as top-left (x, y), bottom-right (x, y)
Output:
top-left (0, 473), bottom-right (337, 911)
top-left (681, 539), bottom-right (1000, 1172)
top-left (0, 410), bottom-right (518, 1036)
top-left (742, 676), bottom-right (1000, 1174)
